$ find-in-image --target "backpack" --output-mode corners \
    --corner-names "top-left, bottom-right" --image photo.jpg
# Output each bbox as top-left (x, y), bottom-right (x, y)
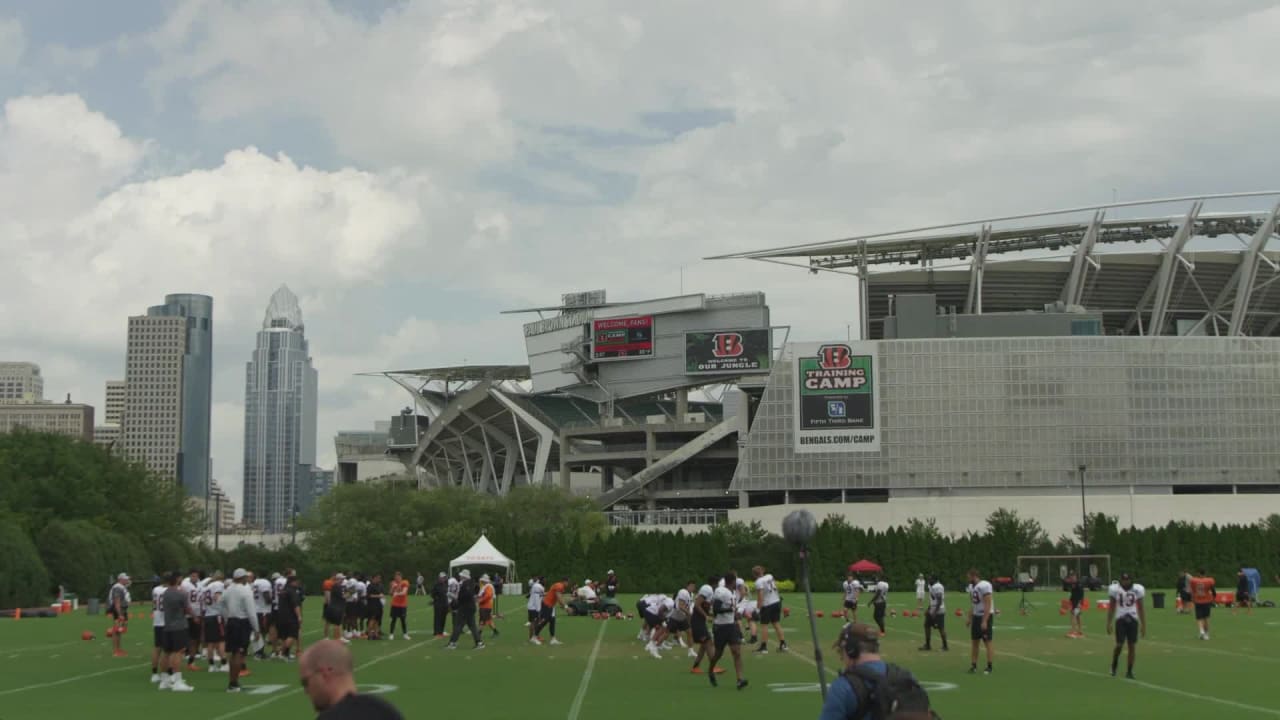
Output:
top-left (844, 663), bottom-right (939, 720)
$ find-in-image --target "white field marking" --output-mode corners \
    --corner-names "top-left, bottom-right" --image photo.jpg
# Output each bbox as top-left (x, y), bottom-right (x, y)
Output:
top-left (566, 621), bottom-right (608, 720)
top-left (1004, 652), bottom-right (1280, 717)
top-left (1143, 640), bottom-right (1280, 664)
top-left (6, 640), bottom-right (81, 655)
top-left (0, 662), bottom-right (150, 696)
top-left (208, 641), bottom-right (426, 720)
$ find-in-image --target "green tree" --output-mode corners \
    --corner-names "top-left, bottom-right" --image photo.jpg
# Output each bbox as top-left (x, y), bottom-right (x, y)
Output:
top-left (0, 514), bottom-right (51, 607)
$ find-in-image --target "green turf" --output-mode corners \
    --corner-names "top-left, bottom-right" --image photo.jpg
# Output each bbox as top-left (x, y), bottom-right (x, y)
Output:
top-left (0, 591), bottom-right (1277, 718)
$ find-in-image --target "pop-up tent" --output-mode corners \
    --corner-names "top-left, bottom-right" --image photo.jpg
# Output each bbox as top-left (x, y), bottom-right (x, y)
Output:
top-left (849, 559), bottom-right (883, 574)
top-left (449, 534), bottom-right (516, 580)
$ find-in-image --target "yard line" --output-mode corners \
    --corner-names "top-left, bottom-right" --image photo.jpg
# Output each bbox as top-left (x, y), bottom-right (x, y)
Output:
top-left (1005, 652), bottom-right (1280, 717)
top-left (1143, 639), bottom-right (1280, 664)
top-left (567, 621), bottom-right (608, 720)
top-left (208, 640), bottom-right (426, 720)
top-left (0, 662), bottom-right (150, 696)
top-left (4, 640), bottom-right (81, 655)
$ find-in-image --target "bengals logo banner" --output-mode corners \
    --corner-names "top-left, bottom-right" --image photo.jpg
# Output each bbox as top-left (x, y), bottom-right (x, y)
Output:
top-left (684, 329), bottom-right (772, 374)
top-left (792, 341), bottom-right (880, 453)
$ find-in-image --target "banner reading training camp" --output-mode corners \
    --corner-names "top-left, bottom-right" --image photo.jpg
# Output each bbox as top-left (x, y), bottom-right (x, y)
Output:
top-left (792, 341), bottom-right (880, 453)
top-left (684, 328), bottom-right (772, 374)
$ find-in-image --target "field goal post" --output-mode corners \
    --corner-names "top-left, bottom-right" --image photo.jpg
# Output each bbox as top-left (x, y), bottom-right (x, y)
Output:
top-left (1016, 555), bottom-right (1112, 590)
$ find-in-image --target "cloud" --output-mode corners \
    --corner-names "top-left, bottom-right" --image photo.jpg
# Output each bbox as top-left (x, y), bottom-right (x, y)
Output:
top-left (0, 17), bottom-right (23, 70)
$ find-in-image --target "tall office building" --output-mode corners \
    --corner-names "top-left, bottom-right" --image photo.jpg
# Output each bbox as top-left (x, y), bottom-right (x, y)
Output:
top-left (0, 362), bottom-right (43, 404)
top-left (120, 294), bottom-right (213, 498)
top-left (242, 286), bottom-right (318, 532)
top-left (95, 380), bottom-right (126, 452)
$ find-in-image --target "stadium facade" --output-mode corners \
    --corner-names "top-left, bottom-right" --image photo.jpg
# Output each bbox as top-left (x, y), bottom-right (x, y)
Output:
top-left (372, 193), bottom-right (1280, 537)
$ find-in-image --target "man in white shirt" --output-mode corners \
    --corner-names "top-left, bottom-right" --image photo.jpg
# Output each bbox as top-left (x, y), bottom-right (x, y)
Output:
top-left (150, 579), bottom-right (168, 683)
top-left (915, 574), bottom-right (927, 611)
top-left (108, 574), bottom-right (131, 658)
top-left (689, 578), bottom-right (720, 675)
top-left (752, 566), bottom-right (786, 654)
top-left (920, 575), bottom-right (949, 652)
top-left (706, 572), bottom-right (748, 690)
top-left (221, 569), bottom-right (261, 693)
top-left (642, 594), bottom-right (670, 657)
top-left (1106, 573), bottom-right (1146, 679)
top-left (526, 577), bottom-right (545, 644)
top-left (202, 572), bottom-right (227, 672)
top-left (870, 575), bottom-right (890, 636)
top-left (250, 572), bottom-right (273, 657)
top-left (270, 572), bottom-right (287, 656)
top-left (965, 568), bottom-right (995, 675)
top-left (181, 570), bottom-right (203, 669)
top-left (842, 574), bottom-right (863, 623)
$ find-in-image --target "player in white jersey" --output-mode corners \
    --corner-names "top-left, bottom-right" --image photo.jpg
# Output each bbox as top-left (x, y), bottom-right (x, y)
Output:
top-left (915, 574), bottom-right (927, 610)
top-left (526, 578), bottom-right (545, 644)
top-left (181, 571), bottom-right (203, 669)
top-left (642, 594), bottom-right (671, 657)
top-left (201, 572), bottom-right (227, 673)
top-left (250, 572), bottom-right (272, 657)
top-left (842, 575), bottom-right (863, 622)
top-left (752, 566), bottom-right (786, 654)
top-left (150, 581), bottom-right (168, 683)
top-left (689, 578), bottom-right (722, 675)
top-left (269, 572), bottom-right (287, 656)
top-left (1106, 573), bottom-right (1146, 679)
top-left (664, 584), bottom-right (697, 655)
top-left (706, 572), bottom-right (748, 690)
top-left (965, 568), bottom-right (995, 674)
top-left (869, 575), bottom-right (890, 636)
top-left (919, 575), bottom-right (949, 652)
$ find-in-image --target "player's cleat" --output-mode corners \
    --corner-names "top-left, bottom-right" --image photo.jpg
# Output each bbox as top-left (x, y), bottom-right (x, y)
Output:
top-left (403, 634), bottom-right (411, 640)
top-left (778, 641), bottom-right (788, 652)
top-left (737, 679), bottom-right (749, 691)
top-left (968, 665), bottom-right (977, 674)
top-left (687, 648), bottom-right (698, 658)
top-left (691, 667), bottom-right (703, 674)
top-left (1126, 672), bottom-right (1135, 680)
top-left (708, 670), bottom-right (718, 687)
top-left (187, 664), bottom-right (201, 672)
top-left (170, 679), bottom-right (194, 693)
top-left (446, 643), bottom-right (458, 650)
top-left (1110, 668), bottom-right (1117, 677)
top-left (529, 637), bottom-right (542, 646)
top-left (151, 673), bottom-right (161, 683)
top-left (984, 665), bottom-right (993, 675)
top-left (918, 645), bottom-right (931, 651)
top-left (549, 638), bottom-right (563, 646)
top-left (475, 643), bottom-right (486, 650)
top-left (158, 675), bottom-right (171, 690)
top-left (226, 686), bottom-right (241, 694)
top-left (238, 669), bottom-right (251, 678)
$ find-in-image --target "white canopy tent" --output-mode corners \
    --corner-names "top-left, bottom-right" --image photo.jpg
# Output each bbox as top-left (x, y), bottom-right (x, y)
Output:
top-left (448, 534), bottom-right (516, 581)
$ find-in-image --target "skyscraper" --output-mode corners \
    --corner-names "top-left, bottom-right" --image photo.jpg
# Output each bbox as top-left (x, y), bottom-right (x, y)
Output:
top-left (0, 362), bottom-right (43, 404)
top-left (121, 294), bottom-right (213, 498)
top-left (242, 286), bottom-right (318, 532)
top-left (95, 380), bottom-right (126, 452)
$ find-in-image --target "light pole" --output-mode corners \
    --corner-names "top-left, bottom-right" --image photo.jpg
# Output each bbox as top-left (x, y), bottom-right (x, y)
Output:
top-left (1078, 464), bottom-right (1088, 552)
top-left (782, 509), bottom-right (827, 699)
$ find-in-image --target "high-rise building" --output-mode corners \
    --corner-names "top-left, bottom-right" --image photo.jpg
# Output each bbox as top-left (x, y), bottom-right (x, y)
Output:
top-left (95, 380), bottom-right (126, 453)
top-left (0, 362), bottom-right (43, 404)
top-left (0, 398), bottom-right (93, 440)
top-left (242, 286), bottom-right (318, 532)
top-left (207, 478), bottom-right (237, 531)
top-left (120, 294), bottom-right (213, 498)
top-left (298, 466), bottom-right (336, 515)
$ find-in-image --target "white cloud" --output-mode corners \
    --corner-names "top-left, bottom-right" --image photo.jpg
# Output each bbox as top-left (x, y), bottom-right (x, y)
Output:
top-left (0, 17), bottom-right (23, 69)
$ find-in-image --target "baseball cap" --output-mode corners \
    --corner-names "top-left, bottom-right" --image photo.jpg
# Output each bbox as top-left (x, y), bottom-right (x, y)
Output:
top-left (117, 573), bottom-right (130, 581)
top-left (480, 574), bottom-right (490, 583)
top-left (271, 572), bottom-right (281, 580)
top-left (439, 572), bottom-right (447, 578)
top-left (607, 569), bottom-right (614, 574)
top-left (232, 568), bottom-right (248, 580)
top-left (584, 579), bottom-right (592, 585)
top-left (460, 569), bottom-right (471, 579)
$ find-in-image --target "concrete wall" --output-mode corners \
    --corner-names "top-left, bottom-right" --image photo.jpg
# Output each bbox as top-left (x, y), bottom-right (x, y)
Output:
top-left (728, 493), bottom-right (1279, 540)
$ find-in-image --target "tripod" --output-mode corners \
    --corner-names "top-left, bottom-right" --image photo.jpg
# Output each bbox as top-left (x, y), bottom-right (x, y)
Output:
top-left (1018, 586), bottom-right (1037, 615)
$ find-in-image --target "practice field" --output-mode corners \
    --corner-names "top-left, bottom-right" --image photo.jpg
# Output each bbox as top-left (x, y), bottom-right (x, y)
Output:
top-left (1, 591), bottom-right (1277, 718)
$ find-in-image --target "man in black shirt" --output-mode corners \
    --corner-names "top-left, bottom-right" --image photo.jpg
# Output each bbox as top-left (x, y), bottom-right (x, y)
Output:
top-left (277, 575), bottom-right (303, 659)
top-left (1234, 569), bottom-right (1253, 615)
top-left (1065, 572), bottom-right (1086, 638)
top-left (431, 572), bottom-right (449, 638)
top-left (448, 569), bottom-right (484, 650)
top-left (1176, 570), bottom-right (1191, 615)
top-left (301, 639), bottom-right (404, 719)
top-left (327, 574), bottom-right (348, 642)
top-left (366, 575), bottom-right (385, 640)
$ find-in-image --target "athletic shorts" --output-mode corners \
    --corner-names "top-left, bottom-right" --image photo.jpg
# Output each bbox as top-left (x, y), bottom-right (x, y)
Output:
top-left (203, 617), bottom-right (224, 643)
top-left (970, 615), bottom-right (993, 642)
top-left (925, 612), bottom-right (945, 630)
top-left (1115, 616), bottom-right (1139, 645)
top-left (528, 609), bottom-right (540, 624)
top-left (1194, 603), bottom-right (1212, 620)
top-left (257, 613), bottom-right (270, 632)
top-left (391, 606), bottom-right (407, 619)
top-left (759, 603), bottom-right (782, 624)
top-left (691, 616), bottom-right (710, 644)
top-left (162, 629), bottom-right (186, 653)
top-left (713, 623), bottom-right (742, 651)
top-left (1236, 592), bottom-right (1250, 605)
top-left (479, 608), bottom-right (492, 623)
top-left (643, 611), bottom-right (663, 630)
top-left (873, 604), bottom-right (887, 621)
top-left (844, 600), bottom-right (857, 610)
top-left (666, 617), bottom-right (690, 633)
top-left (276, 621), bottom-right (299, 641)
top-left (188, 617), bottom-right (202, 642)
top-left (324, 607), bottom-right (343, 625)
top-left (1179, 591), bottom-right (1192, 603)
top-left (224, 618), bottom-right (252, 655)
top-left (539, 605), bottom-right (555, 623)
top-left (153, 626), bottom-right (165, 648)
top-left (368, 601), bottom-right (384, 622)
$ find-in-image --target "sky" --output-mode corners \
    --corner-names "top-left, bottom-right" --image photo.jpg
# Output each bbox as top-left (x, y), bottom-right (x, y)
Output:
top-left (3, 0), bottom-right (1279, 514)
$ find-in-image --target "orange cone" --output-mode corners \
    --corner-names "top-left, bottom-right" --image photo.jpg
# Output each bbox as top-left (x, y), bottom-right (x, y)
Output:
top-left (13, 608), bottom-right (20, 620)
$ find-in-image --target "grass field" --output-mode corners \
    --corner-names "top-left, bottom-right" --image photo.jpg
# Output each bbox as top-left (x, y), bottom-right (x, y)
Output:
top-left (1, 591), bottom-right (1277, 719)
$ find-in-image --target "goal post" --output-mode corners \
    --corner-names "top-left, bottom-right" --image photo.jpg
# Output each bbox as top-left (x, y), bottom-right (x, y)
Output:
top-left (1016, 555), bottom-right (1112, 590)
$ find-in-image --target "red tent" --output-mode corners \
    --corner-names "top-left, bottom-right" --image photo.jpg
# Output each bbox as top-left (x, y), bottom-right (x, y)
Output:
top-left (848, 559), bottom-right (883, 573)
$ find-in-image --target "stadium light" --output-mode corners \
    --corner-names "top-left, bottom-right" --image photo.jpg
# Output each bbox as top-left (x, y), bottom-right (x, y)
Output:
top-left (782, 509), bottom-right (827, 700)
top-left (1078, 465), bottom-right (1088, 551)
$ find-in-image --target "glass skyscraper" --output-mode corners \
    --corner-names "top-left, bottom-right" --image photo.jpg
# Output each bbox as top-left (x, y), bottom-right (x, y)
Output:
top-left (242, 286), bottom-right (318, 532)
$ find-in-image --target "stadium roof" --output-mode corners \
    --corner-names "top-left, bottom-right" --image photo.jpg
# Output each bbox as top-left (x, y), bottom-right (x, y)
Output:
top-left (374, 365), bottom-right (531, 382)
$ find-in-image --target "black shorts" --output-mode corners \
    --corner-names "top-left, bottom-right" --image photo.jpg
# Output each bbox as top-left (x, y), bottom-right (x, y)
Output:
top-left (1195, 603), bottom-right (1212, 620)
top-left (666, 617), bottom-right (690, 633)
top-left (691, 616), bottom-right (710, 644)
top-left (479, 608), bottom-right (493, 623)
top-left (1114, 616), bottom-right (1139, 645)
top-left (203, 617), bottom-right (224, 643)
top-left (925, 612), bottom-right (945, 630)
top-left (368, 602), bottom-right (384, 622)
top-left (1179, 591), bottom-right (1192, 603)
top-left (225, 618), bottom-right (252, 655)
top-left (324, 607), bottom-right (343, 625)
top-left (257, 613), bottom-right (270, 632)
top-left (162, 629), bottom-right (187, 653)
top-left (154, 626), bottom-right (165, 648)
top-left (538, 605), bottom-right (555, 625)
top-left (643, 611), bottom-right (663, 630)
top-left (759, 603), bottom-right (782, 624)
top-left (276, 621), bottom-right (299, 640)
top-left (970, 615), bottom-right (993, 642)
top-left (528, 609), bottom-right (540, 624)
top-left (844, 600), bottom-right (857, 610)
top-left (713, 623), bottom-right (742, 651)
top-left (873, 603), bottom-right (886, 621)
top-left (188, 617), bottom-right (202, 642)
top-left (1237, 592), bottom-right (1251, 605)
top-left (391, 606), bottom-right (407, 620)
